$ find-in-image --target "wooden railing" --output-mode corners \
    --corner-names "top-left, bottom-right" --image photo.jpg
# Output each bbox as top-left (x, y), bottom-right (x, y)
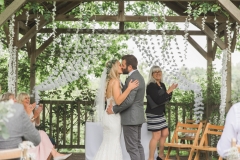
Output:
top-left (38, 100), bottom-right (194, 150)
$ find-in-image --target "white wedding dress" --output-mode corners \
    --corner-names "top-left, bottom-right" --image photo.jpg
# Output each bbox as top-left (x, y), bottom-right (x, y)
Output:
top-left (93, 96), bottom-right (123, 160)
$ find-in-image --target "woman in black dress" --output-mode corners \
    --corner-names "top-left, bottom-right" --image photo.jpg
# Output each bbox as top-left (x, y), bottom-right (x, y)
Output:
top-left (146, 65), bottom-right (178, 160)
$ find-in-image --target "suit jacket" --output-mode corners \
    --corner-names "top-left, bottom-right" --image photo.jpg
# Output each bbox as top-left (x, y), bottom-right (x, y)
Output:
top-left (0, 103), bottom-right (41, 150)
top-left (113, 70), bottom-right (146, 125)
top-left (145, 82), bottom-right (172, 115)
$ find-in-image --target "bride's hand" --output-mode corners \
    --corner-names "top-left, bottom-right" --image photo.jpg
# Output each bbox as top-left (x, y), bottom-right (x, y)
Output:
top-left (128, 79), bottom-right (139, 90)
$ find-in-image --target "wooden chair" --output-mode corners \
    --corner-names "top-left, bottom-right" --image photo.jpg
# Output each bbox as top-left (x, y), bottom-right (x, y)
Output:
top-left (188, 123), bottom-right (224, 160)
top-left (179, 119), bottom-right (207, 144)
top-left (164, 122), bottom-right (203, 160)
top-left (0, 148), bottom-right (28, 160)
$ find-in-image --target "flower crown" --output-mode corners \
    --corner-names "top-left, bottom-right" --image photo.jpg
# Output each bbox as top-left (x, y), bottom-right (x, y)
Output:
top-left (106, 59), bottom-right (118, 76)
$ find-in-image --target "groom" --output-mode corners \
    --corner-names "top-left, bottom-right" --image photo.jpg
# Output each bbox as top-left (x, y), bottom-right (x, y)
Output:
top-left (107, 54), bottom-right (145, 160)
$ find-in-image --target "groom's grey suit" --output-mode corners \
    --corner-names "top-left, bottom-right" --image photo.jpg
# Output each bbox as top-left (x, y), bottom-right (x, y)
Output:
top-left (113, 70), bottom-right (145, 160)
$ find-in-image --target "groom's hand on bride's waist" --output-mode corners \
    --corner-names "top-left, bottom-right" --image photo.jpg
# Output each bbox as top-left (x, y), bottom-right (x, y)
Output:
top-left (106, 100), bottom-right (114, 114)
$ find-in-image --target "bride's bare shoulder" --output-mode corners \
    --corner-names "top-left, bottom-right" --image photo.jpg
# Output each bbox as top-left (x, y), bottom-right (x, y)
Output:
top-left (108, 79), bottom-right (120, 86)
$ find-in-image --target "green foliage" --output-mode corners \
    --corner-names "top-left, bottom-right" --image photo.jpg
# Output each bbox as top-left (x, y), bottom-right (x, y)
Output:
top-left (0, 0), bottom-right (4, 6)
top-left (231, 62), bottom-right (240, 103)
top-left (186, 2), bottom-right (227, 20)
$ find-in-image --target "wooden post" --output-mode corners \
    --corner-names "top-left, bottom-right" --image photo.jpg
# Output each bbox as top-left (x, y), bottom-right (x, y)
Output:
top-left (118, 0), bottom-right (124, 33)
top-left (224, 30), bottom-right (232, 111)
top-left (206, 37), bottom-right (213, 120)
top-left (30, 35), bottom-right (36, 103)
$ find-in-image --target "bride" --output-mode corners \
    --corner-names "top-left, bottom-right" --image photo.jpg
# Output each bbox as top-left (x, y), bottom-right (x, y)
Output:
top-left (93, 59), bottom-right (139, 160)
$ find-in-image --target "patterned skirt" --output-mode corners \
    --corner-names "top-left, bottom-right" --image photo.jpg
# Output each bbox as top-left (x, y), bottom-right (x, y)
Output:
top-left (146, 113), bottom-right (168, 132)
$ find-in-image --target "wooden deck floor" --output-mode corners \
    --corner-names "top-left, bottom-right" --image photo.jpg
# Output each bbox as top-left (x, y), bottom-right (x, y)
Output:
top-left (67, 153), bottom-right (190, 160)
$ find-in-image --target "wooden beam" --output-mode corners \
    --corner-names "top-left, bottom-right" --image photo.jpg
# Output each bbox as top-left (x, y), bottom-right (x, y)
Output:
top-left (16, 15), bottom-right (230, 23)
top-left (39, 28), bottom-right (206, 35)
top-left (187, 36), bottom-right (207, 60)
top-left (19, 21), bottom-right (30, 34)
top-left (30, 35), bottom-right (36, 101)
top-left (118, 0), bottom-right (124, 32)
top-left (17, 19), bottom-right (48, 49)
top-left (3, 25), bottom-right (10, 46)
top-left (36, 33), bottom-right (61, 57)
top-left (217, 23), bottom-right (227, 33)
top-left (212, 43), bottom-right (218, 61)
top-left (218, 0), bottom-right (240, 24)
top-left (0, 0), bottom-right (26, 27)
top-left (206, 37), bottom-right (213, 120)
top-left (193, 21), bottom-right (226, 50)
top-left (17, 2), bottom-right (80, 49)
top-left (207, 37), bottom-right (213, 59)
top-left (224, 30), bottom-right (232, 111)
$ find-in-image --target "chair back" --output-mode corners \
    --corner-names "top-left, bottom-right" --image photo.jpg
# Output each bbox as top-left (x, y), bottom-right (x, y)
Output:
top-left (199, 123), bottom-right (224, 146)
top-left (171, 121), bottom-right (203, 146)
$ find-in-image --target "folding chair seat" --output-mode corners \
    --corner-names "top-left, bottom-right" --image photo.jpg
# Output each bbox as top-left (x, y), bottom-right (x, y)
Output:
top-left (188, 123), bottom-right (224, 160)
top-left (164, 121), bottom-right (203, 160)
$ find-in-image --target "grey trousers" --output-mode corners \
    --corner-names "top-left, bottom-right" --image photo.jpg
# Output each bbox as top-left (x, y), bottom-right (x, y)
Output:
top-left (123, 124), bottom-right (145, 160)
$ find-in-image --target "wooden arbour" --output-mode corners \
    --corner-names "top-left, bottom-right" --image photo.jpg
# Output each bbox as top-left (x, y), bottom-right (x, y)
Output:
top-left (0, 0), bottom-right (240, 117)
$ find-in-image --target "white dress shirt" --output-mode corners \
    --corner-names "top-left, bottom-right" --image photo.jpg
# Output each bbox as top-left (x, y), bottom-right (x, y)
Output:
top-left (217, 102), bottom-right (240, 158)
top-left (128, 69), bottom-right (137, 77)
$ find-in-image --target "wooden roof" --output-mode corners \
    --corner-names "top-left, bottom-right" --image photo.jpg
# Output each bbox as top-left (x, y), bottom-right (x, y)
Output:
top-left (1, 0), bottom-right (240, 52)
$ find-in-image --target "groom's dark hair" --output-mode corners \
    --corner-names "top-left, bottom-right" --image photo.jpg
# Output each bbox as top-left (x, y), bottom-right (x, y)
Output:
top-left (122, 55), bottom-right (138, 69)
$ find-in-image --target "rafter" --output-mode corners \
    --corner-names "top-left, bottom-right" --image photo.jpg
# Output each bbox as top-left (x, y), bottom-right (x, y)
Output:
top-left (192, 21), bottom-right (226, 50)
top-left (218, 0), bottom-right (240, 24)
top-left (36, 33), bottom-right (61, 56)
top-left (16, 15), bottom-right (231, 23)
top-left (0, 0), bottom-right (26, 27)
top-left (231, 26), bottom-right (237, 52)
top-left (38, 28), bottom-right (205, 35)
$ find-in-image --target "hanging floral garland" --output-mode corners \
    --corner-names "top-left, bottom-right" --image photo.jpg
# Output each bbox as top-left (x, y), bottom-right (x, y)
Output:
top-left (34, 16), bottom-right (40, 30)
top-left (130, 1), bottom-right (204, 123)
top-left (25, 11), bottom-right (29, 26)
top-left (34, 34), bottom-right (112, 104)
top-left (236, 22), bottom-right (240, 40)
top-left (8, 15), bottom-right (17, 93)
top-left (201, 15), bottom-right (207, 31)
top-left (213, 16), bottom-right (218, 42)
top-left (226, 20), bottom-right (232, 60)
top-left (219, 49), bottom-right (228, 125)
top-left (183, 2), bottom-right (192, 60)
top-left (51, 1), bottom-right (57, 55)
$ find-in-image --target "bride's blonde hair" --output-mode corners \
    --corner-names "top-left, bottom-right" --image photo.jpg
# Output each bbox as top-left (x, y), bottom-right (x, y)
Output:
top-left (105, 59), bottom-right (120, 96)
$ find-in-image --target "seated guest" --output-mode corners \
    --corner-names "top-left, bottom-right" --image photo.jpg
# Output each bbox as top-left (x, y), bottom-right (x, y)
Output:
top-left (16, 93), bottom-right (72, 160)
top-left (217, 102), bottom-right (240, 158)
top-left (0, 92), bottom-right (16, 102)
top-left (0, 92), bottom-right (41, 150)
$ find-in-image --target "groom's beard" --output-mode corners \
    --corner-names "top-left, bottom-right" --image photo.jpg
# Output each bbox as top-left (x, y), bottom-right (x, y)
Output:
top-left (122, 68), bottom-right (129, 74)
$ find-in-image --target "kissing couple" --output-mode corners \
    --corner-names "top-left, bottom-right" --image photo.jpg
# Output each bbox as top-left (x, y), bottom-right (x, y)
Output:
top-left (93, 54), bottom-right (146, 160)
